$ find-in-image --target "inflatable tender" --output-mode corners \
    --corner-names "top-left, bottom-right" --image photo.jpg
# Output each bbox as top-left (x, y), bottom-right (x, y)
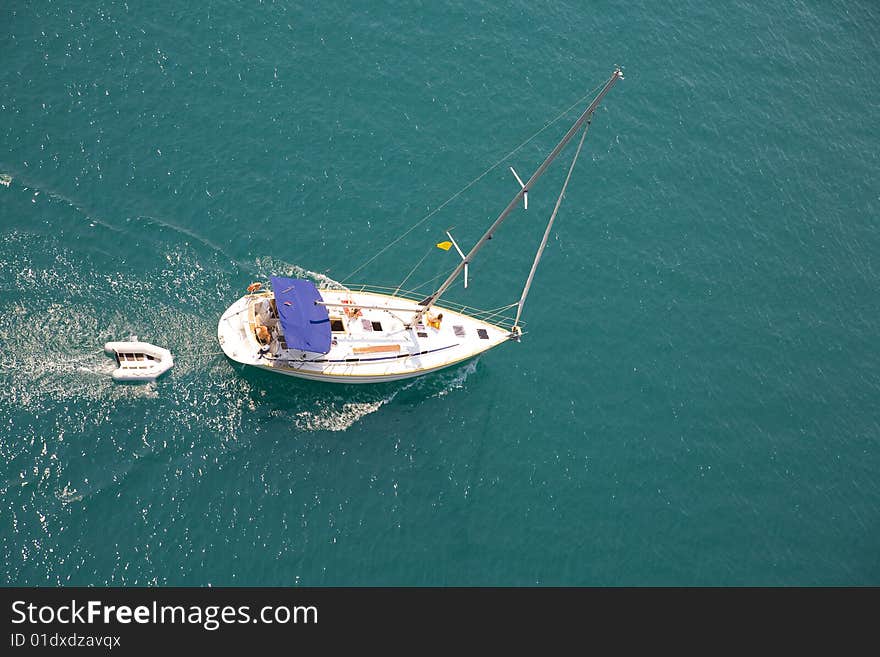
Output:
top-left (105, 340), bottom-right (173, 381)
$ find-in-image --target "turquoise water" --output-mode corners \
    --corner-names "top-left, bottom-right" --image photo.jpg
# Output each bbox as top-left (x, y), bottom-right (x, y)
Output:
top-left (2, 1), bottom-right (878, 585)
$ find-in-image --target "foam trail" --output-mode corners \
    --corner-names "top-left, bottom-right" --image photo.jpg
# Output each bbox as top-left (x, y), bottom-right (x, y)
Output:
top-left (293, 378), bottom-right (420, 432)
top-left (432, 359), bottom-right (479, 398)
top-left (292, 360), bottom-right (480, 432)
top-left (253, 256), bottom-right (349, 290)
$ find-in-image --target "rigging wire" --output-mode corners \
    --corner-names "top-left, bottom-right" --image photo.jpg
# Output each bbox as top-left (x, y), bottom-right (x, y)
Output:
top-left (481, 301), bottom-right (521, 325)
top-left (514, 118), bottom-right (592, 328)
top-left (340, 79), bottom-right (607, 284)
top-left (409, 265), bottom-right (458, 295)
top-left (392, 244), bottom-right (434, 297)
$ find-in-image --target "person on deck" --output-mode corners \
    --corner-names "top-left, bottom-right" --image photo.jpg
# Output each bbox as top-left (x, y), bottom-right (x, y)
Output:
top-left (255, 325), bottom-right (271, 344)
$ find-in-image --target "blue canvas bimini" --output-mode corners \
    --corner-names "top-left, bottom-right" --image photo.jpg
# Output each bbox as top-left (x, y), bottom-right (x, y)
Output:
top-left (269, 277), bottom-right (331, 354)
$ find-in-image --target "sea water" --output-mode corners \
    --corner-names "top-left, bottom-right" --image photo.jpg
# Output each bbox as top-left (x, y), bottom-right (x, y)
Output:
top-left (1, 0), bottom-right (878, 585)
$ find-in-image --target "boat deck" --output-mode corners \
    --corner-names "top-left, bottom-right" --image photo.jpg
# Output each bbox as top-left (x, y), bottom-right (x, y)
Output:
top-left (218, 288), bottom-right (512, 383)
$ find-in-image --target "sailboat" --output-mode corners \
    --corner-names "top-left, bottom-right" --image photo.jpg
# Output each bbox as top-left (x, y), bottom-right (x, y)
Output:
top-left (218, 68), bottom-right (623, 383)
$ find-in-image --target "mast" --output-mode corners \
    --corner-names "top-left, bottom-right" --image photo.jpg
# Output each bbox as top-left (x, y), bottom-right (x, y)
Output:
top-left (409, 66), bottom-right (623, 327)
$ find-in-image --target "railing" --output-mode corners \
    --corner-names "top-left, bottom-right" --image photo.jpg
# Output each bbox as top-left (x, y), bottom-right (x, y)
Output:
top-left (331, 283), bottom-right (524, 332)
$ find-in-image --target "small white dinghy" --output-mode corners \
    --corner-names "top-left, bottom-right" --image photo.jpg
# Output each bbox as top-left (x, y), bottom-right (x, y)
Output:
top-left (105, 340), bottom-right (173, 381)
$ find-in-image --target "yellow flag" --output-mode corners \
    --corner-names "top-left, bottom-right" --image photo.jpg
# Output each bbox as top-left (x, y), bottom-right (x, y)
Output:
top-left (436, 241), bottom-right (453, 251)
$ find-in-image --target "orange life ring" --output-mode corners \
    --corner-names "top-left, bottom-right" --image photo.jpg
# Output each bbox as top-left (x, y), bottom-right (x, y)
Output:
top-left (247, 282), bottom-right (262, 293)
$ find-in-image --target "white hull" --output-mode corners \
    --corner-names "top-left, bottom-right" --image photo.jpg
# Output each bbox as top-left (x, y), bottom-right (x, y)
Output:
top-left (217, 288), bottom-right (512, 384)
top-left (240, 357), bottom-right (476, 384)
